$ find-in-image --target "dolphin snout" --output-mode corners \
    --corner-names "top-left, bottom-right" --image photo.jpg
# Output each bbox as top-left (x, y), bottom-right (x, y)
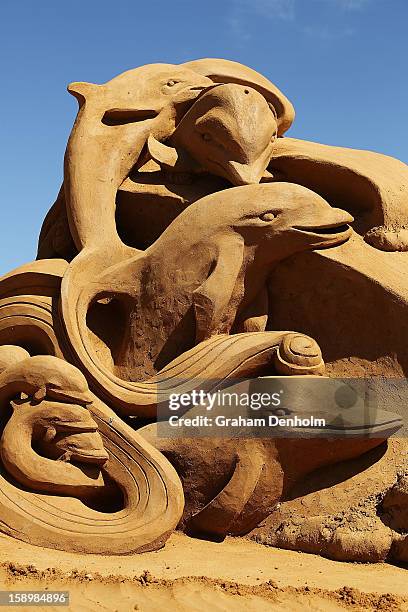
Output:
top-left (54, 430), bottom-right (109, 465)
top-left (290, 198), bottom-right (355, 248)
top-left (330, 208), bottom-right (354, 226)
top-left (227, 144), bottom-right (274, 186)
top-left (295, 206), bottom-right (354, 232)
top-left (228, 162), bottom-right (262, 185)
top-left (172, 79), bottom-right (215, 104)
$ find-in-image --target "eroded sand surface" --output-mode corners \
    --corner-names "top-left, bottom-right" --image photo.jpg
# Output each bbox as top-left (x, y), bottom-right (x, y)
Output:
top-left (0, 532), bottom-right (407, 611)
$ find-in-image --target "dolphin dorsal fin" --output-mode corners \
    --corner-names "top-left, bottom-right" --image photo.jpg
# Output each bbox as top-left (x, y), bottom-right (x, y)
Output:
top-left (193, 239), bottom-right (244, 343)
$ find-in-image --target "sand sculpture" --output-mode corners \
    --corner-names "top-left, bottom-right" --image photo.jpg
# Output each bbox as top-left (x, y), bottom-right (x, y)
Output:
top-left (0, 59), bottom-right (407, 562)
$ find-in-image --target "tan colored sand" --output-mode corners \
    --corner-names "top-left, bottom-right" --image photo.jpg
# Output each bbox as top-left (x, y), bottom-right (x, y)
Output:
top-left (0, 532), bottom-right (407, 611)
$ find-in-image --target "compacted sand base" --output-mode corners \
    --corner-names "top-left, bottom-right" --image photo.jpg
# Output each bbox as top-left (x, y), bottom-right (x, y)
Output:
top-left (0, 532), bottom-right (407, 611)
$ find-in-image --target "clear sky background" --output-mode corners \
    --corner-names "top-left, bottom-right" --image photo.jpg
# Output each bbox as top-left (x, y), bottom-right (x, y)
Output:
top-left (0, 0), bottom-right (407, 275)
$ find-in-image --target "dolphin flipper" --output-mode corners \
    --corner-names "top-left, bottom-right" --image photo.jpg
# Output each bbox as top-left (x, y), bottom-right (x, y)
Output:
top-left (235, 287), bottom-right (269, 333)
top-left (193, 239), bottom-right (244, 343)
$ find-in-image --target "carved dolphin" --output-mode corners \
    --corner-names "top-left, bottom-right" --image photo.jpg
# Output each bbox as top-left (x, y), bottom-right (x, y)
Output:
top-left (59, 65), bottom-right (215, 394)
top-left (0, 346), bottom-right (184, 554)
top-left (64, 182), bottom-right (353, 415)
top-left (64, 63), bottom-right (214, 252)
top-left (147, 83), bottom-right (278, 185)
top-left (0, 350), bottom-right (109, 498)
top-left (140, 412), bottom-right (401, 538)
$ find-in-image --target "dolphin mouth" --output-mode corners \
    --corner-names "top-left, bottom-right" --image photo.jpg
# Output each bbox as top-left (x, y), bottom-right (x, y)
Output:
top-left (55, 422), bottom-right (98, 433)
top-left (186, 82), bottom-right (225, 98)
top-left (46, 388), bottom-right (93, 406)
top-left (189, 84), bottom-right (223, 93)
top-left (68, 448), bottom-right (109, 464)
top-left (173, 82), bottom-right (225, 107)
top-left (293, 223), bottom-right (351, 237)
top-left (292, 223), bottom-right (353, 247)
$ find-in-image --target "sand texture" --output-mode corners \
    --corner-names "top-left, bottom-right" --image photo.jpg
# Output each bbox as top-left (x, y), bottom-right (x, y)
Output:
top-left (0, 532), bottom-right (407, 611)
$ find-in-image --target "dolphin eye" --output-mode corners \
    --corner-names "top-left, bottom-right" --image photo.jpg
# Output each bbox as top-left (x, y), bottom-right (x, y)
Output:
top-left (260, 212), bottom-right (276, 222)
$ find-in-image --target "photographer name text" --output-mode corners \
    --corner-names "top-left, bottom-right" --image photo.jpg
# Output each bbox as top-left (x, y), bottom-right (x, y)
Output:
top-left (167, 415), bottom-right (326, 428)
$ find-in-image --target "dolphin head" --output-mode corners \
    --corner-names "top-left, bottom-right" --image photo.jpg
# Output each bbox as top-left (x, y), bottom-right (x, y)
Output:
top-left (9, 355), bottom-right (93, 405)
top-left (221, 183), bottom-right (354, 258)
top-left (27, 401), bottom-right (110, 466)
top-left (152, 83), bottom-right (278, 185)
top-left (67, 64), bottom-right (214, 124)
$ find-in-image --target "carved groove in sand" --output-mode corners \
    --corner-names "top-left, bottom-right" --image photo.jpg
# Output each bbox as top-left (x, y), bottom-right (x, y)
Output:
top-left (0, 59), bottom-right (407, 561)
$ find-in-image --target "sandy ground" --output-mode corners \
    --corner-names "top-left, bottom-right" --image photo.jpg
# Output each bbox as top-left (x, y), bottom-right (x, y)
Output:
top-left (0, 532), bottom-right (407, 611)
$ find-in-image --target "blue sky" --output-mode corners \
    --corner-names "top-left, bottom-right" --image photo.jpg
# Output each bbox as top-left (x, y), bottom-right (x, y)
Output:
top-left (0, 0), bottom-right (407, 275)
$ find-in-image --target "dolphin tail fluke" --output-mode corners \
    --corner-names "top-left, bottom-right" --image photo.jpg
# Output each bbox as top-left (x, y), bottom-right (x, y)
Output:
top-left (67, 81), bottom-right (100, 107)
